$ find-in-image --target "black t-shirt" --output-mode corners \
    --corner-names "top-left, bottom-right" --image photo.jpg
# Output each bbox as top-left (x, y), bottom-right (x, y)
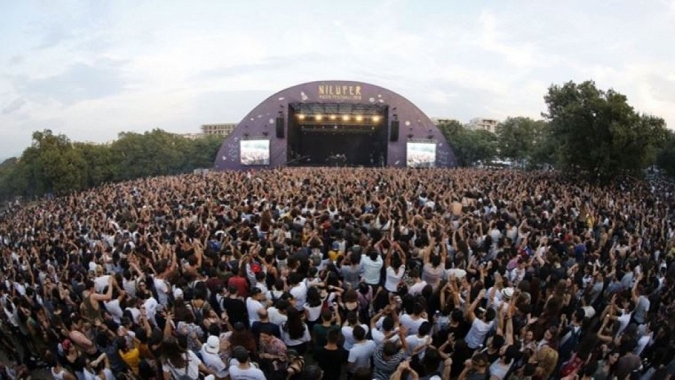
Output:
top-left (313, 346), bottom-right (348, 380)
top-left (221, 297), bottom-right (248, 328)
top-left (251, 321), bottom-right (281, 340)
top-left (433, 322), bottom-right (468, 347)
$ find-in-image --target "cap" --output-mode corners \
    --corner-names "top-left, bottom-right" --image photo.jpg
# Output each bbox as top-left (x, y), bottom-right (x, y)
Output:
top-left (173, 288), bottom-right (184, 299)
top-left (502, 287), bottom-right (514, 300)
top-left (204, 335), bottom-right (220, 355)
top-left (250, 262), bottom-right (262, 274)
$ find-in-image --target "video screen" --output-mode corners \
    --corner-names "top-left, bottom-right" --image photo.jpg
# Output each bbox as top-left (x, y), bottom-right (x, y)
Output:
top-left (406, 142), bottom-right (436, 168)
top-left (240, 139), bottom-right (270, 165)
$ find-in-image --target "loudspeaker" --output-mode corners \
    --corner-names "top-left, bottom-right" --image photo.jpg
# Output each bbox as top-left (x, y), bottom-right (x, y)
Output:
top-left (390, 120), bottom-right (399, 142)
top-left (276, 117), bottom-right (285, 139)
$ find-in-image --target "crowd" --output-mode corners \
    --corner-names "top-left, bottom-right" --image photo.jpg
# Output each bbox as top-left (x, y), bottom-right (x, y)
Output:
top-left (0, 167), bottom-right (674, 380)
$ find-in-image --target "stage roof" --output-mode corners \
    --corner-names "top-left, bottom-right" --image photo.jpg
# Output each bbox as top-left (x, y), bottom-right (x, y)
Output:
top-left (213, 80), bottom-right (457, 170)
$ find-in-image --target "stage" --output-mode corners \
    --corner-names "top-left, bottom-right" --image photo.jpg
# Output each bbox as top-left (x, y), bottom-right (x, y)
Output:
top-left (213, 81), bottom-right (457, 170)
top-left (286, 102), bottom-right (388, 167)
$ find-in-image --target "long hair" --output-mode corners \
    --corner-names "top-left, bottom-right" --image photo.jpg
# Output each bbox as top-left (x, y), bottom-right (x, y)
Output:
top-left (306, 287), bottom-right (322, 308)
top-left (161, 336), bottom-right (187, 368)
top-left (285, 308), bottom-right (306, 340)
top-left (343, 289), bottom-right (358, 304)
top-left (536, 345), bottom-right (558, 380)
top-left (229, 323), bottom-right (257, 354)
top-left (260, 210), bottom-right (272, 232)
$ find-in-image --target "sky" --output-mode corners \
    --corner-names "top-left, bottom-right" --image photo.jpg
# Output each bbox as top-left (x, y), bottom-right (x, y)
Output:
top-left (1, 0), bottom-right (674, 159)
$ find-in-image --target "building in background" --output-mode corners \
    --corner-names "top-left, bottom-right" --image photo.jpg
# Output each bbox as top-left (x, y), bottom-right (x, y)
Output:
top-left (201, 123), bottom-right (236, 137)
top-left (179, 133), bottom-right (204, 140)
top-left (431, 118), bottom-right (458, 125)
top-left (466, 118), bottom-right (500, 133)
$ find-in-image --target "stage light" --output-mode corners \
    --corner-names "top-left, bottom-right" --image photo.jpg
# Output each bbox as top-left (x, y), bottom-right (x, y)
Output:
top-left (355, 115), bottom-right (363, 122)
top-left (315, 114), bottom-right (323, 121)
top-left (372, 116), bottom-right (381, 123)
top-left (342, 115), bottom-right (350, 121)
top-left (330, 115), bottom-right (337, 120)
top-left (298, 114), bottom-right (305, 120)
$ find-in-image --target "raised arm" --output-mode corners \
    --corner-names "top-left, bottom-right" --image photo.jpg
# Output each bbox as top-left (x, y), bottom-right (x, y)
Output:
top-left (465, 288), bottom-right (486, 322)
top-left (91, 276), bottom-right (114, 302)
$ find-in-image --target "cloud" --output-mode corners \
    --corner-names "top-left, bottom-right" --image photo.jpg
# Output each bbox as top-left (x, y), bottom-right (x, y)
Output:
top-left (477, 10), bottom-right (541, 69)
top-left (1, 98), bottom-right (26, 114)
top-left (12, 59), bottom-right (127, 106)
top-left (0, 0), bottom-right (674, 161)
top-left (33, 26), bottom-right (77, 50)
top-left (8, 56), bottom-right (24, 65)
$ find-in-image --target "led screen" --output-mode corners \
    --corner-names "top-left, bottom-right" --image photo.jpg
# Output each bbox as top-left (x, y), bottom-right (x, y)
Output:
top-left (406, 142), bottom-right (436, 168)
top-left (240, 139), bottom-right (270, 165)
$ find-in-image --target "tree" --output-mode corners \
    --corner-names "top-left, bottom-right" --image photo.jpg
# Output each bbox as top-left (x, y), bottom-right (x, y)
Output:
top-left (0, 129), bottom-right (226, 201)
top-left (496, 117), bottom-right (548, 163)
top-left (656, 131), bottom-right (675, 178)
top-left (438, 120), bottom-right (498, 166)
top-left (544, 80), bottom-right (668, 179)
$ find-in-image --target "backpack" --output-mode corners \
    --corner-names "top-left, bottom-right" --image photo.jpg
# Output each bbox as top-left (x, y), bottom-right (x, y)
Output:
top-left (167, 353), bottom-right (193, 380)
top-left (187, 301), bottom-right (210, 326)
top-left (558, 325), bottom-right (581, 359)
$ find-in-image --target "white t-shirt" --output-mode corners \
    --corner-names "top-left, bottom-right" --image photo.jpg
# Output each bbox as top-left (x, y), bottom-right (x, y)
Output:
top-left (385, 266), bottom-right (405, 292)
top-left (104, 299), bottom-right (124, 323)
top-left (406, 334), bottom-right (432, 358)
top-left (408, 280), bottom-right (428, 296)
top-left (246, 298), bottom-right (264, 326)
top-left (154, 278), bottom-right (170, 306)
top-left (281, 324), bottom-right (311, 347)
top-left (267, 307), bottom-right (287, 327)
top-left (634, 333), bottom-right (652, 356)
top-left (489, 360), bottom-right (512, 380)
top-left (372, 328), bottom-right (401, 347)
top-left (399, 314), bottom-right (427, 336)
top-left (162, 350), bottom-right (202, 379)
top-left (465, 319), bottom-right (494, 349)
top-left (51, 367), bottom-right (66, 380)
top-left (229, 364), bottom-right (266, 380)
top-left (94, 275), bottom-right (111, 293)
top-left (200, 346), bottom-right (228, 378)
top-left (581, 306), bottom-right (596, 320)
top-left (143, 297), bottom-right (158, 326)
top-left (361, 255), bottom-right (383, 285)
top-left (304, 303), bottom-right (323, 323)
top-left (290, 282), bottom-right (308, 311)
top-left (122, 278), bottom-right (137, 298)
top-left (348, 340), bottom-right (376, 372)
top-left (616, 311), bottom-right (632, 337)
top-left (341, 324), bottom-right (370, 350)
top-left (83, 368), bottom-right (115, 380)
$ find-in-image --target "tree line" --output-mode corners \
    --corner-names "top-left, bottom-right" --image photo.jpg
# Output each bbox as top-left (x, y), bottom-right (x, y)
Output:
top-left (438, 80), bottom-right (674, 180)
top-left (1, 80), bottom-right (674, 202)
top-left (0, 129), bottom-right (224, 201)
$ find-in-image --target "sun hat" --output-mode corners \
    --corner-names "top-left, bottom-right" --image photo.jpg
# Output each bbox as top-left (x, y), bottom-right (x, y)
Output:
top-left (502, 287), bottom-right (515, 300)
top-left (205, 335), bottom-right (220, 355)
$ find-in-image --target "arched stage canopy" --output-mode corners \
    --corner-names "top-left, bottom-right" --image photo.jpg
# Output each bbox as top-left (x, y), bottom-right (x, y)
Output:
top-left (214, 80), bottom-right (456, 170)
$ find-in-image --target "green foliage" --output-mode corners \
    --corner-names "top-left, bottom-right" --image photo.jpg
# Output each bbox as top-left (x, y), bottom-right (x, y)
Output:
top-left (656, 131), bottom-right (675, 178)
top-left (496, 117), bottom-right (549, 163)
top-left (544, 80), bottom-right (669, 179)
top-left (437, 120), bottom-right (498, 166)
top-left (0, 129), bottom-right (225, 201)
